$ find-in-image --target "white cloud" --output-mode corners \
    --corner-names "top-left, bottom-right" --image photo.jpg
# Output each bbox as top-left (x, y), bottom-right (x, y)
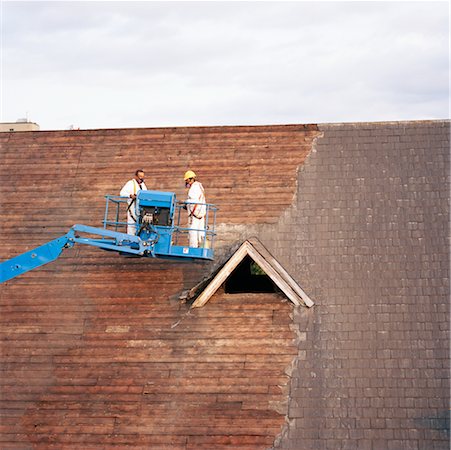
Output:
top-left (1, 1), bottom-right (449, 130)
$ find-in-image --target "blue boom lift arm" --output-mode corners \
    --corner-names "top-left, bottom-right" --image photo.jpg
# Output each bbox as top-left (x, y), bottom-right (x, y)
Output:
top-left (0, 190), bottom-right (218, 284)
top-left (0, 225), bottom-right (145, 283)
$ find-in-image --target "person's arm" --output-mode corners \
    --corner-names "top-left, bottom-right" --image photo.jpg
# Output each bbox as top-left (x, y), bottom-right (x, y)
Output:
top-left (120, 180), bottom-right (134, 198)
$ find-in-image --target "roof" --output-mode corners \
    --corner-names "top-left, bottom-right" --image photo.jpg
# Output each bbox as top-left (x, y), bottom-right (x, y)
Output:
top-left (0, 120), bottom-right (449, 449)
top-left (0, 124), bottom-right (318, 449)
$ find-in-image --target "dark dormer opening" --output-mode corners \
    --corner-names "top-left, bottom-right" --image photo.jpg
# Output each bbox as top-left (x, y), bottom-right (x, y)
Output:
top-left (225, 255), bottom-right (278, 293)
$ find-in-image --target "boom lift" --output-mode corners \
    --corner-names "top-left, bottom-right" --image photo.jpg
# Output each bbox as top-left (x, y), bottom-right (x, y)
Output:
top-left (0, 190), bottom-right (218, 283)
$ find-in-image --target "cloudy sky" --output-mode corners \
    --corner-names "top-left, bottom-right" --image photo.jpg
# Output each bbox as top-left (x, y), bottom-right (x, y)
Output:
top-left (1, 1), bottom-right (449, 130)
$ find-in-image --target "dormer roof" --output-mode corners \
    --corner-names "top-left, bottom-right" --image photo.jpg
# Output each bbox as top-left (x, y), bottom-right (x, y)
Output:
top-left (191, 238), bottom-right (314, 308)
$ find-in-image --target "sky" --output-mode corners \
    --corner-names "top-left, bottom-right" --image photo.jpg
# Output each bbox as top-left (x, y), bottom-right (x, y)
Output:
top-left (1, 0), bottom-right (449, 131)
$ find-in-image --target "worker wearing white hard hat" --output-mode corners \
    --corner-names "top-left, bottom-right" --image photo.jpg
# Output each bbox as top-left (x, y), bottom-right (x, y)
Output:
top-left (120, 169), bottom-right (148, 235)
top-left (184, 170), bottom-right (206, 248)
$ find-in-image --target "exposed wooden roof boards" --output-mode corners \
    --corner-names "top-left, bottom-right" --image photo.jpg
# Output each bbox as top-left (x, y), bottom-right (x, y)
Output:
top-left (0, 124), bottom-right (316, 448)
top-left (191, 238), bottom-right (314, 308)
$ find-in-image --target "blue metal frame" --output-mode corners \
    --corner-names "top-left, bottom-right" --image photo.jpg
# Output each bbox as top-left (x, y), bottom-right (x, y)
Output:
top-left (70, 224), bottom-right (148, 255)
top-left (0, 235), bottom-right (74, 283)
top-left (0, 190), bottom-right (218, 283)
top-left (102, 190), bottom-right (218, 261)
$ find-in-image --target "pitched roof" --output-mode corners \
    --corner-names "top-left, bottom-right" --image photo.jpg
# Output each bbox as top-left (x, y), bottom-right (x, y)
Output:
top-left (191, 237), bottom-right (314, 308)
top-left (1, 120), bottom-right (449, 449)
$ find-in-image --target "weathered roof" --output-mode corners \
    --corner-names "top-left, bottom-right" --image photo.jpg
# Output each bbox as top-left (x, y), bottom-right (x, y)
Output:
top-left (0, 124), bottom-right (317, 448)
top-left (0, 120), bottom-right (449, 449)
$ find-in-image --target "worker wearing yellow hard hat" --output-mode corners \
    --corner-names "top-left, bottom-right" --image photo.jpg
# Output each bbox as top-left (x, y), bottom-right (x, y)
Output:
top-left (184, 170), bottom-right (206, 248)
top-left (184, 170), bottom-right (196, 181)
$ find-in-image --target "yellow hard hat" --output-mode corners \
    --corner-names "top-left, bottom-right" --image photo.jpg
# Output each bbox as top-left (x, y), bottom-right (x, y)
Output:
top-left (184, 170), bottom-right (196, 180)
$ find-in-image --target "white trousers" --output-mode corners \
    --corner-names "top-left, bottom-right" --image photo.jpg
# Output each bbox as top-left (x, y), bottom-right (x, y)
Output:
top-left (188, 216), bottom-right (205, 248)
top-left (126, 202), bottom-right (137, 235)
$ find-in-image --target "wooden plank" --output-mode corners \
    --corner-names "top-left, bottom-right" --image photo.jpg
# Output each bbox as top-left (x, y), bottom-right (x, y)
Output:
top-left (248, 238), bottom-right (314, 307)
top-left (245, 243), bottom-right (302, 307)
top-left (191, 242), bottom-right (249, 307)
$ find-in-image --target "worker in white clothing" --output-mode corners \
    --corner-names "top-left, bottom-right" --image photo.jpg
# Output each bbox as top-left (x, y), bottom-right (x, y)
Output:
top-left (184, 170), bottom-right (206, 248)
top-left (120, 169), bottom-right (148, 235)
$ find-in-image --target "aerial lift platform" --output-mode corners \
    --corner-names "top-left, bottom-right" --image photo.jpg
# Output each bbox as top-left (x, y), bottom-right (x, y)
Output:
top-left (0, 190), bottom-right (218, 283)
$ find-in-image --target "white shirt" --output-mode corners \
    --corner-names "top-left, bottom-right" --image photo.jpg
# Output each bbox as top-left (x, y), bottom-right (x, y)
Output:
top-left (186, 181), bottom-right (206, 218)
top-left (120, 179), bottom-right (147, 199)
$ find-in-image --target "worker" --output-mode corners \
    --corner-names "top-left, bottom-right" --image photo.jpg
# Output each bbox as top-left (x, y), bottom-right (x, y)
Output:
top-left (120, 169), bottom-right (148, 235)
top-left (184, 170), bottom-right (206, 248)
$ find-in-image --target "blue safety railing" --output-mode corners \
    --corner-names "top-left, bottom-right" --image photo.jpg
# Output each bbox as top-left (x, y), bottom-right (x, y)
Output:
top-left (102, 194), bottom-right (218, 255)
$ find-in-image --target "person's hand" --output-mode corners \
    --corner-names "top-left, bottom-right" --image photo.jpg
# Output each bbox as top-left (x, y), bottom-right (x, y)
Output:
top-left (131, 194), bottom-right (137, 199)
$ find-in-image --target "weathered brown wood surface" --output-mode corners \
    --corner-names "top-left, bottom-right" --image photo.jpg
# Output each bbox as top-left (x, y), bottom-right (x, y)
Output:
top-left (0, 125), bottom-right (316, 448)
